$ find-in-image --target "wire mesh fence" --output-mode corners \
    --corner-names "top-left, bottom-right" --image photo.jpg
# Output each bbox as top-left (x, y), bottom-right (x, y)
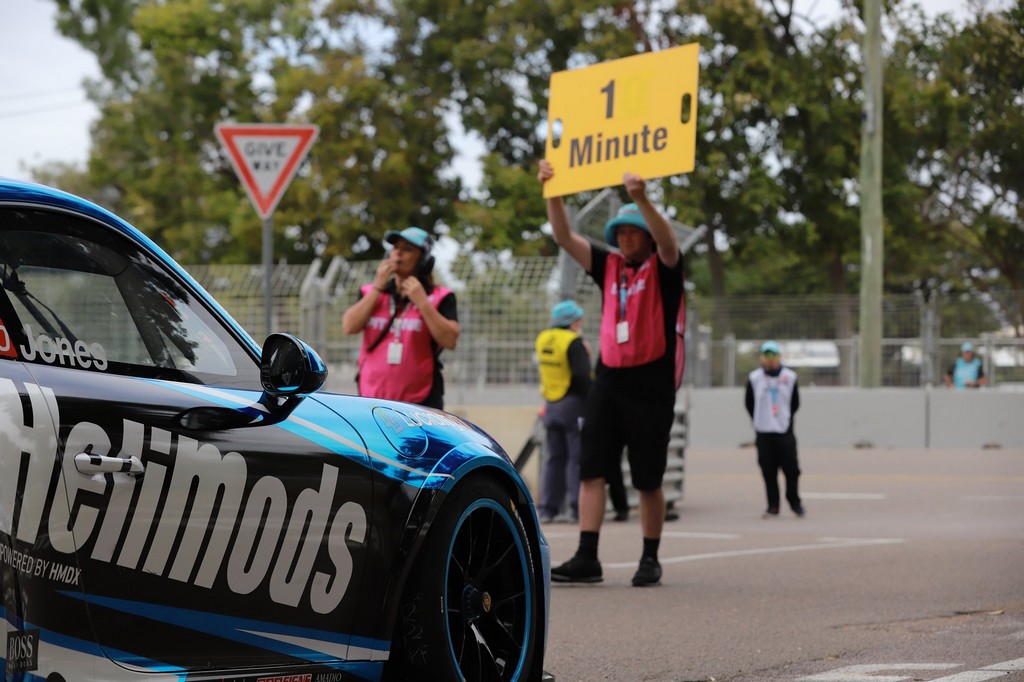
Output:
top-left (186, 258), bottom-right (1024, 396)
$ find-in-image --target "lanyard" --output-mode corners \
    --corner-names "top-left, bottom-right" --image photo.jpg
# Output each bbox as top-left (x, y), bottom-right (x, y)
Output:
top-left (388, 296), bottom-right (411, 341)
top-left (619, 272), bottom-right (628, 320)
top-left (619, 261), bottom-right (642, 321)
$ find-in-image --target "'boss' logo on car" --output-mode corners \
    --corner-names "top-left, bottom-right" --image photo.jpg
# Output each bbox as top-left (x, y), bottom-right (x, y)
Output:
top-left (5, 630), bottom-right (39, 673)
top-left (0, 379), bottom-right (367, 615)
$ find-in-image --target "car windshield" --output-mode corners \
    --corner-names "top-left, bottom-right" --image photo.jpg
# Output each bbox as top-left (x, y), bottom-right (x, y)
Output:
top-left (0, 207), bottom-right (260, 388)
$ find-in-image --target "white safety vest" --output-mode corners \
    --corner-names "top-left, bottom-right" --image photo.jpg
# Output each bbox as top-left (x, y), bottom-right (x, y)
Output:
top-left (748, 367), bottom-right (798, 433)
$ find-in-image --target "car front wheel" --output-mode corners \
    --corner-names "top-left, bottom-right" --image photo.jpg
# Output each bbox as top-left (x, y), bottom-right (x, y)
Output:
top-left (390, 477), bottom-right (538, 681)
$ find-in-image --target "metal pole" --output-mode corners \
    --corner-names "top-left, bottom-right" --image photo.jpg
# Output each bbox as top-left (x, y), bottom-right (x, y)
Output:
top-left (263, 216), bottom-right (273, 337)
top-left (558, 205), bottom-right (580, 301)
top-left (723, 333), bottom-right (736, 387)
top-left (858, 0), bottom-right (884, 387)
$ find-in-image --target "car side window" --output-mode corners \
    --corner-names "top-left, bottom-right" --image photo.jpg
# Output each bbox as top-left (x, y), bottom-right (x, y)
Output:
top-left (0, 206), bottom-right (261, 388)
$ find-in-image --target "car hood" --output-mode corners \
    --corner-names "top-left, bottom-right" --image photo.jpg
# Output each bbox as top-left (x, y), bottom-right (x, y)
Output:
top-left (310, 392), bottom-right (513, 490)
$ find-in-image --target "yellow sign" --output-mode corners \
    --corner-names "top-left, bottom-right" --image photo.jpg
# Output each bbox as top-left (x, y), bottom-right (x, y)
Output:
top-left (543, 44), bottom-right (700, 198)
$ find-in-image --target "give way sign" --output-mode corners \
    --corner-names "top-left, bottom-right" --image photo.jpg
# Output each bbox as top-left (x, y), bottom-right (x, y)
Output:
top-left (215, 123), bottom-right (319, 219)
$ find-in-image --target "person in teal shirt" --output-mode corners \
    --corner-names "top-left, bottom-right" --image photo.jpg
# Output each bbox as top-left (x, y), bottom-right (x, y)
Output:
top-left (945, 342), bottom-right (987, 389)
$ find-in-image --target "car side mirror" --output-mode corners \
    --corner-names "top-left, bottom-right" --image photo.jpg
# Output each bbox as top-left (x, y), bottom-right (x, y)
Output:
top-left (177, 333), bottom-right (328, 431)
top-left (260, 333), bottom-right (328, 397)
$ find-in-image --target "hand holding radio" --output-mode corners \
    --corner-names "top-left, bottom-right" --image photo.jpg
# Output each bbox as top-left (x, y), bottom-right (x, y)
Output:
top-left (398, 274), bottom-right (427, 307)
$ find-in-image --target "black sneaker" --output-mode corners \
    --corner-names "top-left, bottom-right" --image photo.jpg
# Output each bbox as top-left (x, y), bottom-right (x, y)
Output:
top-left (762, 507), bottom-right (779, 519)
top-left (613, 509), bottom-right (629, 522)
top-left (551, 555), bottom-right (603, 583)
top-left (632, 556), bottom-right (662, 587)
top-left (792, 505), bottom-right (805, 517)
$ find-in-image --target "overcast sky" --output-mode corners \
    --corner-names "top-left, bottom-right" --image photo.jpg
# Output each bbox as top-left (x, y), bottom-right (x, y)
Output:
top-left (1, 0), bottom-right (101, 180)
top-left (0, 0), bottom-right (993, 184)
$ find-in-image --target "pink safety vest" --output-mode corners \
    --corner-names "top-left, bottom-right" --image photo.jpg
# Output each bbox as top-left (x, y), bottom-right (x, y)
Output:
top-left (599, 253), bottom-right (666, 368)
top-left (357, 284), bottom-right (451, 404)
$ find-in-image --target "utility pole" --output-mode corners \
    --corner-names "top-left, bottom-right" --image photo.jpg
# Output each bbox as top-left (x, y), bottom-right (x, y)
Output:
top-left (859, 0), bottom-right (884, 387)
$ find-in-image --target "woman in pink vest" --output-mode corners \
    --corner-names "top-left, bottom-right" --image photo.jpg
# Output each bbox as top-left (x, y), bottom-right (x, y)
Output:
top-left (341, 227), bottom-right (459, 409)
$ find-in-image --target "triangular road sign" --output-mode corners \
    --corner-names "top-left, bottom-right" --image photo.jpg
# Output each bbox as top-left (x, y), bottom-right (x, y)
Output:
top-left (215, 123), bottom-right (319, 219)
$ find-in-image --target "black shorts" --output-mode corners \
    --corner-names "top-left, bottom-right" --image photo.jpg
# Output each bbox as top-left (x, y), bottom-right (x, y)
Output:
top-left (580, 387), bottom-right (675, 491)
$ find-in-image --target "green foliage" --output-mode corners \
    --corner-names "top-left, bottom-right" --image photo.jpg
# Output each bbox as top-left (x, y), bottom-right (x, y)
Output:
top-left (49, 0), bottom-right (460, 264)
top-left (454, 154), bottom-right (556, 256)
top-left (886, 1), bottom-right (1024, 332)
top-left (34, 0), bottom-right (1022, 336)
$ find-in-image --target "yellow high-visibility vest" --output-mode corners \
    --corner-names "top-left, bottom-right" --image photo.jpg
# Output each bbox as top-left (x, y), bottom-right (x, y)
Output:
top-left (535, 327), bottom-right (578, 402)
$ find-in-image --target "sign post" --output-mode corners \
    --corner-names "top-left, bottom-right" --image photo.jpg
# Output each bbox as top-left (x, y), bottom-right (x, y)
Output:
top-left (543, 44), bottom-right (699, 198)
top-left (215, 123), bottom-right (319, 335)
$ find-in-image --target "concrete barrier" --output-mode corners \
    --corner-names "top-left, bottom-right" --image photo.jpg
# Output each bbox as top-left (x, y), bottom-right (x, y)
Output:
top-left (423, 387), bottom-right (1024, 503)
top-left (685, 387), bottom-right (1024, 449)
top-left (452, 387), bottom-right (1024, 462)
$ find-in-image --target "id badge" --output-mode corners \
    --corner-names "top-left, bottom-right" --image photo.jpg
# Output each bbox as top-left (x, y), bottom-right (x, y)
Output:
top-left (387, 341), bottom-right (403, 365)
top-left (616, 321), bottom-right (629, 344)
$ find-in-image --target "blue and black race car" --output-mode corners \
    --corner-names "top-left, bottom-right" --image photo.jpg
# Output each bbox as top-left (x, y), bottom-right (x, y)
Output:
top-left (0, 178), bottom-right (552, 682)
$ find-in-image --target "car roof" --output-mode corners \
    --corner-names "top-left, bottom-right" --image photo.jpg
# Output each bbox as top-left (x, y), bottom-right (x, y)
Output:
top-left (0, 176), bottom-right (140, 238)
top-left (0, 176), bottom-right (262, 355)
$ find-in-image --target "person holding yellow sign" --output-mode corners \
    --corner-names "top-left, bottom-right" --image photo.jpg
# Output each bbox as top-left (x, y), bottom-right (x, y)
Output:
top-left (538, 159), bottom-right (684, 587)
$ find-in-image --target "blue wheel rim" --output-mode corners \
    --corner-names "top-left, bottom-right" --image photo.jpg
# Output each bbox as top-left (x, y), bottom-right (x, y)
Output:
top-left (442, 498), bottom-right (533, 682)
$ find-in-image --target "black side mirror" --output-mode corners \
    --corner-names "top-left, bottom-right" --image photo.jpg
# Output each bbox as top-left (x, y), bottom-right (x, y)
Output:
top-left (177, 333), bottom-right (328, 431)
top-left (260, 333), bottom-right (328, 397)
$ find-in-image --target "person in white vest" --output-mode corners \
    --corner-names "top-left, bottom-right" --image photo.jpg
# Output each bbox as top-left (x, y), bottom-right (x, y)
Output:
top-left (341, 227), bottom-right (459, 409)
top-left (745, 340), bottom-right (804, 518)
top-left (538, 160), bottom-right (685, 587)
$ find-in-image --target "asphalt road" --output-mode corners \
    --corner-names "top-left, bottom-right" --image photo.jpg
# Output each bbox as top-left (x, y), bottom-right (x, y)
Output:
top-left (538, 446), bottom-right (1024, 681)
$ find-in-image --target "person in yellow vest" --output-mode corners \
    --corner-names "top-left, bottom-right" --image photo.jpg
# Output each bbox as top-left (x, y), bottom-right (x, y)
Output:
top-left (536, 300), bottom-right (592, 523)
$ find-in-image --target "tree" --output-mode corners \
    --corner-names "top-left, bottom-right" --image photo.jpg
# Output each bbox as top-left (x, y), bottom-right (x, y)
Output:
top-left (51, 0), bottom-right (461, 264)
top-left (42, 0), bottom-right (1022, 338)
top-left (891, 2), bottom-right (1024, 334)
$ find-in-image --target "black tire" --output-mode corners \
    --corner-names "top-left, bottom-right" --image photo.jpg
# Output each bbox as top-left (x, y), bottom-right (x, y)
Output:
top-left (389, 477), bottom-right (538, 681)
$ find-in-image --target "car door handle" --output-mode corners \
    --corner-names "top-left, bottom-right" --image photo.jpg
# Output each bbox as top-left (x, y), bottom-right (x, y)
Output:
top-left (74, 453), bottom-right (145, 477)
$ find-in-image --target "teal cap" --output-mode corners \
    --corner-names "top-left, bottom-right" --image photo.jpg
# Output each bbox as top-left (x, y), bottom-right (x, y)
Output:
top-left (384, 226), bottom-right (432, 250)
top-left (604, 203), bottom-right (651, 245)
top-left (551, 300), bottom-right (584, 327)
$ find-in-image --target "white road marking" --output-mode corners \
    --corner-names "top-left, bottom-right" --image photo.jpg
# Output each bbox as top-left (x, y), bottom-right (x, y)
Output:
top-left (962, 495), bottom-right (1024, 501)
top-left (603, 537), bottom-right (904, 569)
top-left (797, 663), bottom-right (959, 681)
top-left (978, 657), bottom-right (1024, 671)
top-left (802, 492), bottom-right (886, 500)
top-left (661, 531), bottom-right (741, 539)
top-left (798, 658), bottom-right (1024, 681)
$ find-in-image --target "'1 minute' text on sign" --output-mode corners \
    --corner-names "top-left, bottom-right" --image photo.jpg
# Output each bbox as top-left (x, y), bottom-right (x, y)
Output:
top-left (543, 44), bottom-right (700, 198)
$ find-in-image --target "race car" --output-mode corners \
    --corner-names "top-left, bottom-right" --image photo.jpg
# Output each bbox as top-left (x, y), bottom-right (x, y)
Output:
top-left (0, 178), bottom-right (552, 682)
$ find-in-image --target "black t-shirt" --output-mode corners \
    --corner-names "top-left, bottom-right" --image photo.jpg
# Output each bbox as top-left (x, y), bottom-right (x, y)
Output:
top-left (423, 290), bottom-right (457, 409)
top-left (588, 243), bottom-right (684, 399)
top-left (566, 336), bottom-right (593, 398)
